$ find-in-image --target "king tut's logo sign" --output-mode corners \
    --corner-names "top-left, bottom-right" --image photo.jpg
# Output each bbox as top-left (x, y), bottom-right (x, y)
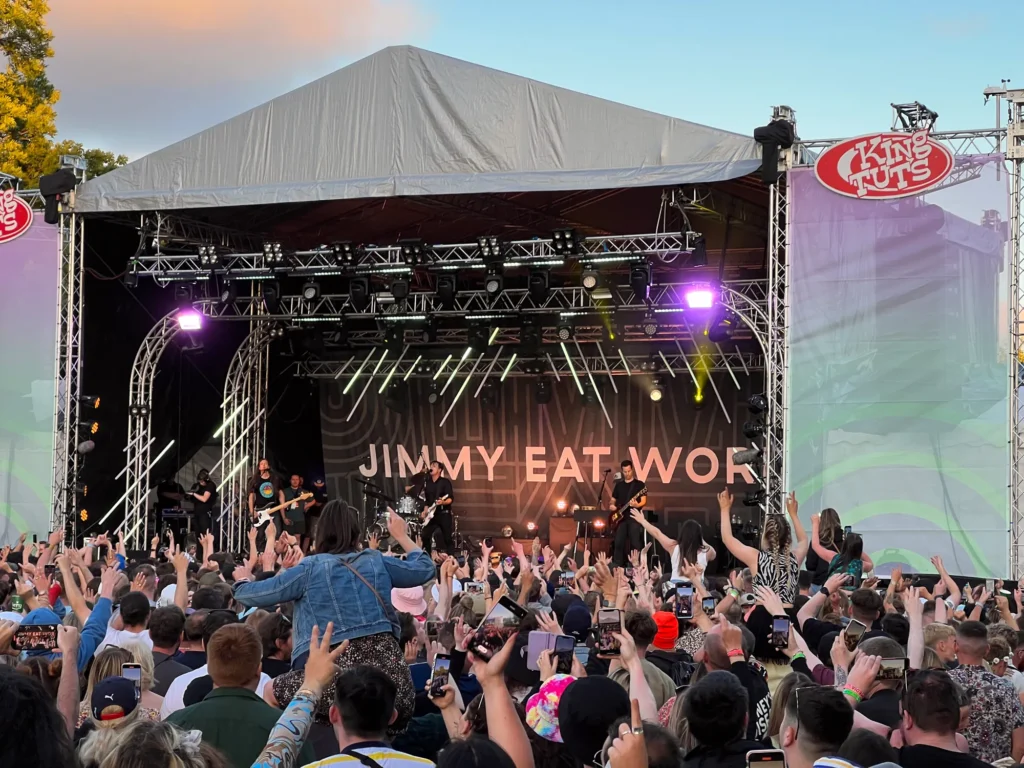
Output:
top-left (0, 189), bottom-right (33, 244)
top-left (814, 130), bottom-right (954, 199)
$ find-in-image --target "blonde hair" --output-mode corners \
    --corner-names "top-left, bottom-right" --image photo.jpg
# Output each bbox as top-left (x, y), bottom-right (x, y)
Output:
top-left (121, 639), bottom-right (156, 693)
top-left (924, 622), bottom-right (956, 649)
top-left (769, 672), bottom-right (810, 740)
top-left (818, 508), bottom-right (842, 549)
top-left (920, 646), bottom-right (944, 670)
top-left (98, 719), bottom-right (227, 768)
top-left (86, 647), bottom-right (133, 707)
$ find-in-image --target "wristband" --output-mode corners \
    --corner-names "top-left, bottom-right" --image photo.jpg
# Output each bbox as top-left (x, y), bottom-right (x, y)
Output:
top-left (944, 598), bottom-right (955, 610)
top-left (727, 588), bottom-right (740, 600)
top-left (843, 685), bottom-right (863, 702)
top-left (295, 688), bottom-right (320, 700)
top-left (819, 587), bottom-right (830, 598)
top-left (727, 649), bottom-right (745, 659)
top-left (790, 652), bottom-right (806, 662)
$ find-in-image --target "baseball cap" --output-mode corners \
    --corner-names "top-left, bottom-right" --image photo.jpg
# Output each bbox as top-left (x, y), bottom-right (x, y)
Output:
top-left (91, 676), bottom-right (140, 725)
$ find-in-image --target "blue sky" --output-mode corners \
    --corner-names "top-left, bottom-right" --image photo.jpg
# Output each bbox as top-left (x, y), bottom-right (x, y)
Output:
top-left (48, 0), bottom-right (1018, 158)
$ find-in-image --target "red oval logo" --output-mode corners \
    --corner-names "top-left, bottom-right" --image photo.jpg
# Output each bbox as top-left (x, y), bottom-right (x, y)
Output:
top-left (814, 130), bottom-right (954, 200)
top-left (0, 189), bottom-right (33, 244)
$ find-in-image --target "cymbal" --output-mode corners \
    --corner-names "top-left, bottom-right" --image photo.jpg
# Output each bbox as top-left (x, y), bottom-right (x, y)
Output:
top-left (407, 472), bottom-right (426, 485)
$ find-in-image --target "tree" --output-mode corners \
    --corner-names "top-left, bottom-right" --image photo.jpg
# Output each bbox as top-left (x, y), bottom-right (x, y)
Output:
top-left (1, 1), bottom-right (126, 185)
top-left (0, 0), bottom-right (58, 183)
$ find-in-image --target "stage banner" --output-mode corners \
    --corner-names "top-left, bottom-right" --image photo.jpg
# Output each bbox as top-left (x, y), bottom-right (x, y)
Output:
top-left (0, 216), bottom-right (59, 544)
top-left (788, 154), bottom-right (1010, 577)
top-left (321, 374), bottom-right (760, 539)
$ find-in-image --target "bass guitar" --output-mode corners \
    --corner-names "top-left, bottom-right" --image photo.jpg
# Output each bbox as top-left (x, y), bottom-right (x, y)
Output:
top-left (420, 495), bottom-right (450, 525)
top-left (608, 486), bottom-right (648, 532)
top-left (253, 492), bottom-right (313, 528)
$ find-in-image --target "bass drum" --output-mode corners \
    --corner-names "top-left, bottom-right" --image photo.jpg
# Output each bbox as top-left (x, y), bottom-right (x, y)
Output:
top-left (397, 495), bottom-right (421, 518)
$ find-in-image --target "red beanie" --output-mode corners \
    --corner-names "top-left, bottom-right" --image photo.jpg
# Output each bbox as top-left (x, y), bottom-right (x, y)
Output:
top-left (652, 611), bottom-right (679, 651)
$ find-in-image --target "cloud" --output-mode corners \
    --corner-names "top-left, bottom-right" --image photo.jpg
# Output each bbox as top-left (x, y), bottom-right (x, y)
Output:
top-left (45, 0), bottom-right (430, 155)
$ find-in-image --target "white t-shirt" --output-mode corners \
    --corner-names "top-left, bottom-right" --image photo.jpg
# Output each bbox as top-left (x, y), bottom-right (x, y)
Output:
top-left (98, 627), bottom-right (153, 653)
top-left (1012, 670), bottom-right (1024, 697)
top-left (160, 663), bottom-right (273, 718)
top-left (671, 545), bottom-right (708, 581)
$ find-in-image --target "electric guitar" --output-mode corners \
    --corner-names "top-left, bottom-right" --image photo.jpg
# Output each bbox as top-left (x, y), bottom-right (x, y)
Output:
top-left (253, 492), bottom-right (313, 528)
top-left (608, 486), bottom-right (648, 532)
top-left (420, 495), bottom-right (450, 525)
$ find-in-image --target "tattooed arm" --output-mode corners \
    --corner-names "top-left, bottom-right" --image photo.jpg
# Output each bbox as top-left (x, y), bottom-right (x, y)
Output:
top-left (250, 690), bottom-right (318, 768)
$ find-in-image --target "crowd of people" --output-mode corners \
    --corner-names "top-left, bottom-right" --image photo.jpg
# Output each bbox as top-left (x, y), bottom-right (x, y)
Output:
top-left (2, 489), bottom-right (1024, 768)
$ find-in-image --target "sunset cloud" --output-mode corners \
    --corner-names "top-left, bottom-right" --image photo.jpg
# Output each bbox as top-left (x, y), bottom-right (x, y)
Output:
top-left (46, 0), bottom-right (430, 156)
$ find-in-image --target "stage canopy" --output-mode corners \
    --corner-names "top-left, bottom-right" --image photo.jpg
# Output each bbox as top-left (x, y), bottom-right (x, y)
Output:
top-left (76, 45), bottom-right (762, 214)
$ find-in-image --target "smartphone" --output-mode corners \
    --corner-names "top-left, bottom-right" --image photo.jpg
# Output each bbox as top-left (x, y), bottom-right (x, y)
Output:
top-left (44, 564), bottom-right (56, 577)
top-left (746, 749), bottom-right (786, 767)
top-left (468, 595), bottom-right (528, 661)
top-left (13, 624), bottom-right (58, 651)
top-left (845, 618), bottom-right (867, 651)
top-left (504, 557), bottom-right (514, 568)
top-left (527, 631), bottom-right (555, 670)
top-left (426, 619), bottom-right (441, 641)
top-left (843, 525), bottom-right (852, 536)
top-left (573, 644), bottom-right (590, 666)
top-left (554, 634), bottom-right (575, 674)
top-left (986, 578), bottom-right (995, 594)
top-left (563, 572), bottom-right (576, 590)
top-left (597, 608), bottom-right (623, 655)
top-left (121, 662), bottom-right (142, 691)
top-left (675, 585), bottom-right (694, 620)
top-left (877, 657), bottom-right (909, 681)
top-left (428, 654), bottom-right (451, 698)
top-left (624, 567), bottom-right (635, 581)
top-left (32, 534), bottom-right (38, 544)
top-left (771, 615), bottom-right (791, 650)
top-left (465, 581), bottom-right (484, 595)
top-left (702, 596), bottom-right (717, 614)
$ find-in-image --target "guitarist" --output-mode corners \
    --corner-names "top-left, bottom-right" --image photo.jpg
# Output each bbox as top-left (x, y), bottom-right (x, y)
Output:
top-left (608, 459), bottom-right (647, 567)
top-left (248, 458), bottom-right (285, 543)
top-left (420, 461), bottom-right (455, 556)
top-left (283, 474), bottom-right (316, 552)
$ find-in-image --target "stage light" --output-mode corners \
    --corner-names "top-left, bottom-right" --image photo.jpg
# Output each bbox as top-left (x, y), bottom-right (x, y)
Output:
top-left (477, 236), bottom-right (504, 260)
top-left (436, 274), bottom-right (457, 309)
top-left (733, 446), bottom-right (761, 466)
top-left (124, 261), bottom-right (139, 288)
top-left (80, 420), bottom-right (99, 435)
top-left (650, 377), bottom-right (664, 402)
top-left (198, 245), bottom-right (220, 268)
top-left (77, 439), bottom-right (95, 454)
top-left (263, 242), bottom-right (285, 265)
top-left (427, 381), bottom-right (440, 404)
top-left (79, 395), bottom-right (100, 409)
top-left (535, 376), bottom-right (552, 404)
top-left (76, 481), bottom-right (88, 496)
top-left (399, 238), bottom-right (428, 266)
top-left (484, 269), bottom-right (503, 296)
top-left (79, 509), bottom-right (88, 522)
top-left (331, 241), bottom-right (359, 266)
top-left (261, 281), bottom-right (281, 314)
top-left (302, 281), bottom-right (320, 301)
top-left (219, 279), bottom-right (236, 305)
top-left (642, 311), bottom-right (658, 338)
top-left (556, 499), bottom-right (568, 512)
top-left (174, 283), bottom-right (193, 307)
top-left (691, 236), bottom-right (708, 267)
top-left (390, 277), bottom-right (410, 301)
top-left (707, 306), bottom-right (737, 342)
top-left (744, 490), bottom-right (766, 507)
top-left (349, 277), bottom-right (370, 311)
top-left (743, 420), bottom-right (765, 439)
top-left (581, 269), bottom-right (600, 291)
top-left (526, 521), bottom-right (537, 533)
top-left (501, 525), bottom-right (514, 538)
top-left (551, 228), bottom-right (582, 256)
top-left (748, 394), bottom-right (768, 415)
top-left (421, 319), bottom-right (437, 343)
top-left (630, 261), bottom-right (651, 302)
top-left (684, 285), bottom-right (715, 309)
top-left (556, 321), bottom-right (574, 341)
top-left (693, 387), bottom-right (706, 410)
top-left (593, 518), bottom-right (606, 530)
top-left (528, 270), bottom-right (549, 303)
top-left (177, 311), bottom-right (203, 331)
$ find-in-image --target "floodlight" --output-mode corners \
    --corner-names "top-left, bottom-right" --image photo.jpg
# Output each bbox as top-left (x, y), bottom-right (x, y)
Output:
top-left (302, 281), bottom-right (320, 301)
top-left (642, 311), bottom-right (658, 338)
top-left (484, 269), bottom-right (503, 296)
top-left (177, 311), bottom-right (203, 331)
top-left (581, 269), bottom-right (600, 291)
top-left (556, 322), bottom-right (574, 341)
top-left (650, 377), bottom-right (664, 402)
top-left (551, 228), bottom-right (582, 256)
top-left (684, 285), bottom-right (715, 309)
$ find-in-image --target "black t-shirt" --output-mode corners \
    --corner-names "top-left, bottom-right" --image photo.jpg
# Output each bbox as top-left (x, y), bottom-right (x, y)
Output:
top-left (806, 531), bottom-right (843, 585)
top-left (191, 480), bottom-right (217, 515)
top-left (424, 476), bottom-right (454, 507)
top-left (612, 479), bottom-right (645, 511)
top-left (249, 473), bottom-right (282, 508)
top-left (744, 605), bottom-right (790, 663)
top-left (261, 656), bottom-right (292, 679)
top-left (157, 479), bottom-right (185, 507)
top-left (856, 687), bottom-right (902, 728)
top-left (898, 744), bottom-right (991, 768)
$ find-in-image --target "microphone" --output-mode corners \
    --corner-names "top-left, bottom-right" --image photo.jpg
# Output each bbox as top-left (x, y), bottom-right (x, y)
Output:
top-left (603, 468), bottom-right (611, 474)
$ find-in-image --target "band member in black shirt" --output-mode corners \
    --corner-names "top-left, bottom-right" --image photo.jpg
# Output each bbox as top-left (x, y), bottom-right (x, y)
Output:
top-left (187, 469), bottom-right (217, 537)
top-left (419, 461), bottom-right (455, 556)
top-left (248, 458), bottom-right (284, 533)
top-left (607, 458), bottom-right (647, 567)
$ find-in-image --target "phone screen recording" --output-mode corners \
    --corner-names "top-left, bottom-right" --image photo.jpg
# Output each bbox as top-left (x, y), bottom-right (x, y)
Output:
top-left (121, 662), bottom-right (142, 690)
top-left (771, 616), bottom-right (791, 649)
top-left (554, 634), bottom-right (574, 674)
top-left (746, 749), bottom-right (786, 768)
top-left (845, 619), bottom-right (867, 651)
top-left (13, 624), bottom-right (58, 651)
top-left (469, 595), bottom-right (527, 661)
top-left (876, 657), bottom-right (908, 681)
top-left (429, 655), bottom-right (451, 697)
top-left (675, 585), bottom-right (694, 619)
top-left (702, 597), bottom-right (716, 614)
top-left (597, 609), bottom-right (622, 655)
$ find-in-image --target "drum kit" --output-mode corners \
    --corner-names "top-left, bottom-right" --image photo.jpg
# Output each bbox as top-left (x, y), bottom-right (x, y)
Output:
top-left (357, 472), bottom-right (465, 550)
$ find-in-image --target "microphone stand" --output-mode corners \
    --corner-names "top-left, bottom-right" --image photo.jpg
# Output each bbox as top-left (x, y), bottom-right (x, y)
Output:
top-left (574, 469), bottom-right (612, 561)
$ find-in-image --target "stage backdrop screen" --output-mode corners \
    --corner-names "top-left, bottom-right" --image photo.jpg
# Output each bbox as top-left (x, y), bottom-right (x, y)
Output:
top-left (0, 217), bottom-right (59, 544)
top-left (787, 155), bottom-right (1010, 577)
top-left (321, 374), bottom-right (761, 541)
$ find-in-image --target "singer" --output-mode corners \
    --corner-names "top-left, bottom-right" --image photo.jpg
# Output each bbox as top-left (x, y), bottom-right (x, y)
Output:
top-left (607, 459), bottom-right (646, 567)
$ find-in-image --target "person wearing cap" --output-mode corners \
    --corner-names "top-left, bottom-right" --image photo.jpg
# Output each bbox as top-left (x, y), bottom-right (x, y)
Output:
top-left (76, 676), bottom-right (141, 767)
top-left (646, 610), bottom-right (695, 686)
top-left (392, 586), bottom-right (428, 618)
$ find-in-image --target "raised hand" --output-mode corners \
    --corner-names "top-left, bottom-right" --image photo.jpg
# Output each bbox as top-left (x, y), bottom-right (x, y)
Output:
top-left (785, 491), bottom-right (798, 517)
top-left (151, 535), bottom-right (160, 551)
top-left (301, 622), bottom-right (348, 692)
top-left (367, 532), bottom-right (380, 550)
top-left (717, 487), bottom-right (734, 511)
top-left (537, 648), bottom-right (557, 681)
top-left (608, 699), bottom-right (648, 768)
top-left (536, 610), bottom-right (563, 635)
top-left (281, 546), bottom-right (304, 570)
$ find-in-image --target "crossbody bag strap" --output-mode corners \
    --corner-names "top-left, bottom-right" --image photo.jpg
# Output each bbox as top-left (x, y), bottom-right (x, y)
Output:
top-left (338, 554), bottom-right (400, 634)
top-left (341, 746), bottom-right (388, 768)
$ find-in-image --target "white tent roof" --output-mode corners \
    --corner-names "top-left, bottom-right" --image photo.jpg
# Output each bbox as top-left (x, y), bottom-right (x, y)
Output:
top-left (76, 46), bottom-right (762, 213)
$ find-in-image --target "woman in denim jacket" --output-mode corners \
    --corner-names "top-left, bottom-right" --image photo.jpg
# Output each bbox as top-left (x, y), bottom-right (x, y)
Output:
top-left (233, 499), bottom-right (434, 733)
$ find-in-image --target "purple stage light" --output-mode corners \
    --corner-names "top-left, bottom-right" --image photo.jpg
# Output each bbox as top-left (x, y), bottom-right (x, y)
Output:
top-left (177, 311), bottom-right (203, 331)
top-left (683, 287), bottom-right (715, 309)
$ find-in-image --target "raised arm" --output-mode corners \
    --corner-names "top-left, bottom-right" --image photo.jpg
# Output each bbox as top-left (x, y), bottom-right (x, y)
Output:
top-left (629, 509), bottom-right (676, 554)
top-left (786, 492), bottom-right (809, 565)
top-left (718, 488), bottom-right (759, 571)
top-left (810, 516), bottom-right (839, 563)
top-left (930, 556), bottom-right (961, 606)
top-left (474, 636), bottom-right (536, 768)
top-left (56, 554), bottom-right (90, 624)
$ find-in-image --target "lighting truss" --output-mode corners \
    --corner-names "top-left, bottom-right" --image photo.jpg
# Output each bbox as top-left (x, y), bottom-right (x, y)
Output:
top-left (1006, 88), bottom-right (1024, 576)
top-left (130, 231), bottom-right (699, 278)
top-left (294, 349), bottom-right (763, 380)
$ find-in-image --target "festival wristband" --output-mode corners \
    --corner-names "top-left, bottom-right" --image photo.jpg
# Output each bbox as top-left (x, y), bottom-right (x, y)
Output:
top-left (727, 649), bottom-right (745, 659)
top-left (843, 686), bottom-right (863, 702)
top-left (790, 652), bottom-right (806, 662)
